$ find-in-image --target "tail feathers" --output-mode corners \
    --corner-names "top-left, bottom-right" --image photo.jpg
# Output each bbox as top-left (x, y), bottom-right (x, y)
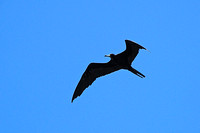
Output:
top-left (128, 67), bottom-right (145, 78)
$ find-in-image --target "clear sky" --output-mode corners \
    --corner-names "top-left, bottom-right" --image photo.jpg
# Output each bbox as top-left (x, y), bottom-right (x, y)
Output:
top-left (1, 0), bottom-right (200, 133)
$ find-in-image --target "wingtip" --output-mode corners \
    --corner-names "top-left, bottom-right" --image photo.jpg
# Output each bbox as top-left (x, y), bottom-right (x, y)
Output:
top-left (125, 40), bottom-right (147, 50)
top-left (71, 98), bottom-right (74, 103)
top-left (145, 48), bottom-right (151, 53)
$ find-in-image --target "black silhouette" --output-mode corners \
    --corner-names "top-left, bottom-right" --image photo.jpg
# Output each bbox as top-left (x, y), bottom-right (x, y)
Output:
top-left (71, 40), bottom-right (148, 102)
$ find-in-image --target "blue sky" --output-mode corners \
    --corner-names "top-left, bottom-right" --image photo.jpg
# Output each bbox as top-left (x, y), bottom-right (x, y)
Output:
top-left (1, 0), bottom-right (200, 132)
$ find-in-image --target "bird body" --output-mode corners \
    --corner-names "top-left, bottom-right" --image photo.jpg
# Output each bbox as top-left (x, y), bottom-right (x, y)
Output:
top-left (71, 40), bottom-right (148, 102)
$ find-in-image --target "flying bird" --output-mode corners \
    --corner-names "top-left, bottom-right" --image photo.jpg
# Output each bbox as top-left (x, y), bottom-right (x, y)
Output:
top-left (71, 40), bottom-right (148, 102)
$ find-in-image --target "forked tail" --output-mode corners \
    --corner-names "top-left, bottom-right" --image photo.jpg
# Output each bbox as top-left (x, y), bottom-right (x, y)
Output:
top-left (128, 67), bottom-right (145, 78)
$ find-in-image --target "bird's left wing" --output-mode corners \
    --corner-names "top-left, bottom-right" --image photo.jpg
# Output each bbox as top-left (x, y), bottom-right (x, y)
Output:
top-left (71, 61), bottom-right (121, 102)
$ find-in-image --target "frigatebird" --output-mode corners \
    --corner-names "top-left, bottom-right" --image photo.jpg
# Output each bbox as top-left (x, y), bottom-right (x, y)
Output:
top-left (71, 40), bottom-right (148, 102)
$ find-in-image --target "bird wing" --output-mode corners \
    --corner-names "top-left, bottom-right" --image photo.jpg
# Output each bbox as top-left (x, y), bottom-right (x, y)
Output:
top-left (71, 61), bottom-right (121, 102)
top-left (117, 40), bottom-right (145, 64)
top-left (125, 40), bottom-right (141, 64)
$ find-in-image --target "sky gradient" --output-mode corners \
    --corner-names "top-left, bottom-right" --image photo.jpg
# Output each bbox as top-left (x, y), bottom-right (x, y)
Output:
top-left (1, 0), bottom-right (200, 133)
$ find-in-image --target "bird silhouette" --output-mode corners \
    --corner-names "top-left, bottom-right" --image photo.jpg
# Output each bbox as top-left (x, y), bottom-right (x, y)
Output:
top-left (71, 40), bottom-right (148, 102)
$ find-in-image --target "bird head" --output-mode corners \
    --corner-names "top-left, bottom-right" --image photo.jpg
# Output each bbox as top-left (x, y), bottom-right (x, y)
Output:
top-left (105, 54), bottom-right (115, 59)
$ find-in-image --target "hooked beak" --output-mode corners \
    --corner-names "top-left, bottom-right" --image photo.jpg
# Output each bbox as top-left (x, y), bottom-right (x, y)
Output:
top-left (104, 54), bottom-right (110, 57)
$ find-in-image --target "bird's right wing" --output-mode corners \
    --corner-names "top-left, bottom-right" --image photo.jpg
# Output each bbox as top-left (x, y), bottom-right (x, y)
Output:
top-left (117, 40), bottom-right (146, 64)
top-left (71, 61), bottom-right (121, 102)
